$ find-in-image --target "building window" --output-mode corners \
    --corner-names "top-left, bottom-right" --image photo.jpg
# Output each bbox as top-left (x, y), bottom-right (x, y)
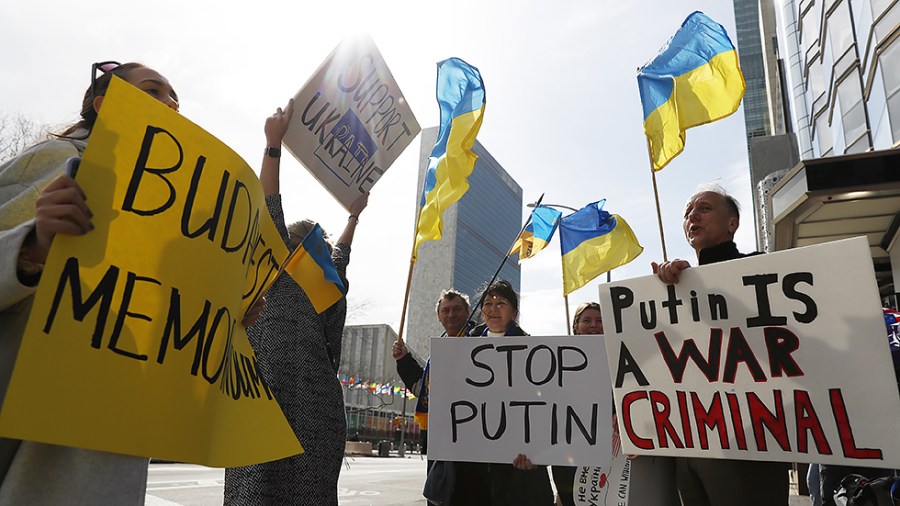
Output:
top-left (837, 71), bottom-right (868, 147)
top-left (874, 3), bottom-right (900, 43)
top-left (800, 2), bottom-right (821, 57)
top-left (808, 57), bottom-right (827, 102)
top-left (826, 1), bottom-right (854, 57)
top-left (871, 0), bottom-right (893, 18)
top-left (880, 38), bottom-right (900, 142)
top-left (815, 111), bottom-right (833, 154)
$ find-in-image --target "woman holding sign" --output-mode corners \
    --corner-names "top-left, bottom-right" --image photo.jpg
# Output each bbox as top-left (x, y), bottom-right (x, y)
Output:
top-left (468, 279), bottom-right (555, 506)
top-left (0, 61), bottom-right (183, 504)
top-left (224, 99), bottom-right (368, 506)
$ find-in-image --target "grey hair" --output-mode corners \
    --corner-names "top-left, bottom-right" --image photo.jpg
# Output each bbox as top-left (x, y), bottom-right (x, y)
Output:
top-left (434, 289), bottom-right (471, 313)
top-left (691, 181), bottom-right (740, 219)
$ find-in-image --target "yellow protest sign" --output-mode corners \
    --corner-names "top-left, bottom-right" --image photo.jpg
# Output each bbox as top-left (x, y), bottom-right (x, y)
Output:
top-left (0, 77), bottom-right (302, 467)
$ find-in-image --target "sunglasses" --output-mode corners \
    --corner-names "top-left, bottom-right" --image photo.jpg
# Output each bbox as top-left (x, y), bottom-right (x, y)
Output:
top-left (90, 61), bottom-right (122, 99)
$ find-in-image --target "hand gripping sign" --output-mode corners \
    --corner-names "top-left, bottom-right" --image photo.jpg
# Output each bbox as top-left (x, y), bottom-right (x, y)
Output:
top-left (600, 237), bottom-right (900, 467)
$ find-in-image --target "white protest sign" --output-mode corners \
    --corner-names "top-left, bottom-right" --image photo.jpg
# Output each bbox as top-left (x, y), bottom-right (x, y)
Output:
top-left (283, 35), bottom-right (420, 210)
top-left (429, 336), bottom-right (612, 466)
top-left (573, 459), bottom-right (631, 506)
top-left (600, 237), bottom-right (900, 466)
top-left (574, 421), bottom-right (631, 506)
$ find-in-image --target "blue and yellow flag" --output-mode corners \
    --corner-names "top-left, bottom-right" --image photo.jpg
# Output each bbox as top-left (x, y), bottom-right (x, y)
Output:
top-left (283, 223), bottom-right (346, 313)
top-left (510, 205), bottom-right (562, 261)
top-left (559, 201), bottom-right (643, 296)
top-left (413, 58), bottom-right (486, 262)
top-left (638, 11), bottom-right (745, 171)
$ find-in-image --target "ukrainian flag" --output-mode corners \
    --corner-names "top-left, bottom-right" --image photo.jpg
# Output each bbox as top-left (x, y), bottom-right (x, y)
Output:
top-left (560, 201), bottom-right (643, 296)
top-left (413, 58), bottom-right (485, 262)
top-left (283, 223), bottom-right (346, 313)
top-left (510, 205), bottom-right (562, 261)
top-left (638, 11), bottom-right (745, 171)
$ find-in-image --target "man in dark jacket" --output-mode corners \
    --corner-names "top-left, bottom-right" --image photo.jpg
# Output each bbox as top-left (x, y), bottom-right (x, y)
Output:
top-left (393, 289), bottom-right (483, 505)
top-left (651, 186), bottom-right (789, 506)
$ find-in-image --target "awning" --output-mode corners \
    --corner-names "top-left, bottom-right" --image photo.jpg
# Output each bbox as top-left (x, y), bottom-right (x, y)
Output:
top-left (769, 148), bottom-right (900, 295)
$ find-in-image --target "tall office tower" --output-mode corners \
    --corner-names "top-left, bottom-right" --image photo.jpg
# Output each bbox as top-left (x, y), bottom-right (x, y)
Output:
top-left (405, 127), bottom-right (523, 361)
top-left (763, 0), bottom-right (900, 297)
top-left (733, 0), bottom-right (799, 250)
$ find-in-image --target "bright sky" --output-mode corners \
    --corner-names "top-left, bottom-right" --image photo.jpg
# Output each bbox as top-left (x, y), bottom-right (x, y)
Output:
top-left (1, 0), bottom-right (753, 337)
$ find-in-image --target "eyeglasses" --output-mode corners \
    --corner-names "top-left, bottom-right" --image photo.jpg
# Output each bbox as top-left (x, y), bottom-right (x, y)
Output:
top-left (90, 61), bottom-right (122, 99)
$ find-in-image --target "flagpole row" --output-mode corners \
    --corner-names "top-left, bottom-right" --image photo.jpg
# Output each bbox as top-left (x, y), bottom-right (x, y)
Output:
top-left (463, 193), bottom-right (545, 332)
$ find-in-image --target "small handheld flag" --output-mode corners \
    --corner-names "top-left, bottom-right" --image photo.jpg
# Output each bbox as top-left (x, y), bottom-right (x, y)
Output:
top-left (559, 201), bottom-right (643, 295)
top-left (510, 205), bottom-right (562, 261)
top-left (638, 11), bottom-right (745, 171)
top-left (283, 223), bottom-right (346, 313)
top-left (413, 57), bottom-right (486, 262)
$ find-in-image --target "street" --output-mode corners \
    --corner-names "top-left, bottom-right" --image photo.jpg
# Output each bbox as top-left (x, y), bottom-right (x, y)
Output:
top-left (145, 455), bottom-right (428, 506)
top-left (146, 457), bottom-right (813, 506)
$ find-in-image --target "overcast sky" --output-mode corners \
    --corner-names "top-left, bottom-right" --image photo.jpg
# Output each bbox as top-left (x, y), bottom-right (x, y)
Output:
top-left (1, 0), bottom-right (753, 337)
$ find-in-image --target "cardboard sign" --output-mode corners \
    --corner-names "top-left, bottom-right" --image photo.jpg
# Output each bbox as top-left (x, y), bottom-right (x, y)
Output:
top-left (600, 237), bottom-right (900, 466)
top-left (283, 35), bottom-right (420, 210)
top-left (573, 459), bottom-right (631, 506)
top-left (429, 336), bottom-right (612, 466)
top-left (0, 77), bottom-right (303, 467)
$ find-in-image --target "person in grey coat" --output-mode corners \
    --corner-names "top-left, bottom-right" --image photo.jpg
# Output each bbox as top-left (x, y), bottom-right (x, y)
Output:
top-left (0, 61), bottom-right (179, 505)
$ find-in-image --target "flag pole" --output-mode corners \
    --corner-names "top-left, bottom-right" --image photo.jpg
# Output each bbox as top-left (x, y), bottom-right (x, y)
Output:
top-left (396, 205), bottom-right (424, 344)
top-left (564, 294), bottom-right (571, 335)
top-left (646, 137), bottom-right (669, 262)
top-left (463, 193), bottom-right (545, 333)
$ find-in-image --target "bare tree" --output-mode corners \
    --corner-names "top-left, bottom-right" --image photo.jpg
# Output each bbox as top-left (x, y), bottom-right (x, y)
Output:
top-left (0, 113), bottom-right (49, 163)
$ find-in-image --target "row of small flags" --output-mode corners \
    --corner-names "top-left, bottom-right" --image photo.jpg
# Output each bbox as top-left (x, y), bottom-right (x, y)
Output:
top-left (340, 376), bottom-right (416, 399)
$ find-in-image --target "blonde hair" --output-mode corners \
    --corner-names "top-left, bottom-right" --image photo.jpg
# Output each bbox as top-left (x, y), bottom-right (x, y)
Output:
top-left (287, 219), bottom-right (332, 252)
top-left (572, 302), bottom-right (601, 335)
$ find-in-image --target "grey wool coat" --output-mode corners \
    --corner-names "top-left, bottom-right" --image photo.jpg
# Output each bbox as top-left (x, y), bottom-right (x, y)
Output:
top-left (0, 136), bottom-right (148, 505)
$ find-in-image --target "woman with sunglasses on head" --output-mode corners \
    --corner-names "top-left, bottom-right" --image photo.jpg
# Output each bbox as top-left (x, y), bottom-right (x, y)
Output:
top-left (0, 61), bottom-right (181, 504)
top-left (224, 99), bottom-right (368, 506)
top-left (468, 279), bottom-right (555, 506)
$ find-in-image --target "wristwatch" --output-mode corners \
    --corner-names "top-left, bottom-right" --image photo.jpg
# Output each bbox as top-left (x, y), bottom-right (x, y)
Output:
top-left (264, 146), bottom-right (281, 158)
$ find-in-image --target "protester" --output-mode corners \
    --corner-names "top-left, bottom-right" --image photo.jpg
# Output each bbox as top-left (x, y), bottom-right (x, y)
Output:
top-left (393, 289), bottom-right (478, 504)
top-left (0, 61), bottom-right (187, 504)
top-left (393, 289), bottom-right (473, 453)
top-left (651, 184), bottom-right (789, 506)
top-left (469, 279), bottom-right (554, 506)
top-left (223, 99), bottom-right (368, 506)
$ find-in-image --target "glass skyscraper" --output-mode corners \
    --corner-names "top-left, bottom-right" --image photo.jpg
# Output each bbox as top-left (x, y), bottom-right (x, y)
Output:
top-left (781, 0), bottom-right (900, 155)
top-left (406, 127), bottom-right (522, 360)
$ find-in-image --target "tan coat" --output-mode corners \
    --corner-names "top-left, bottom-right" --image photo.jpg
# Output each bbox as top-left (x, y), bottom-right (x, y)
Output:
top-left (0, 137), bottom-right (148, 505)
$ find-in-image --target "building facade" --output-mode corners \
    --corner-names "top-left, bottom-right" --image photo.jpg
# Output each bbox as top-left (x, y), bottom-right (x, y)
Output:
top-left (339, 324), bottom-right (420, 445)
top-left (405, 127), bottom-right (523, 361)
top-left (780, 0), bottom-right (900, 155)
top-left (764, 0), bottom-right (900, 298)
top-left (733, 0), bottom-right (800, 250)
